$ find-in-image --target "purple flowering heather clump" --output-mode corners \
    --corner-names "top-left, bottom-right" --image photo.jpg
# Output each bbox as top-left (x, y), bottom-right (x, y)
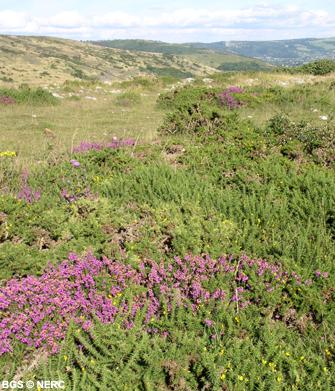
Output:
top-left (204, 319), bottom-right (214, 327)
top-left (315, 270), bottom-right (329, 278)
top-left (218, 86), bottom-right (244, 110)
top-left (17, 169), bottom-right (41, 204)
top-left (225, 86), bottom-right (244, 94)
top-left (73, 138), bottom-right (135, 154)
top-left (0, 252), bottom-right (325, 355)
top-left (0, 96), bottom-right (16, 105)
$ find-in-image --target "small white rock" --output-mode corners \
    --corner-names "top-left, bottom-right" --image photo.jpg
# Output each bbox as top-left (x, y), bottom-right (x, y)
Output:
top-left (202, 78), bottom-right (213, 84)
top-left (52, 92), bottom-right (63, 99)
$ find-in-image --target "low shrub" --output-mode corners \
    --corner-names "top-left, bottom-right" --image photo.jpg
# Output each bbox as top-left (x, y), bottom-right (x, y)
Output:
top-left (115, 91), bottom-right (141, 106)
top-left (297, 59), bottom-right (335, 75)
top-left (266, 114), bottom-right (335, 166)
top-left (0, 85), bottom-right (58, 105)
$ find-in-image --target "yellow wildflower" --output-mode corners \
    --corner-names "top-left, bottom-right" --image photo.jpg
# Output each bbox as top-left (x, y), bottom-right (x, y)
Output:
top-left (0, 151), bottom-right (16, 157)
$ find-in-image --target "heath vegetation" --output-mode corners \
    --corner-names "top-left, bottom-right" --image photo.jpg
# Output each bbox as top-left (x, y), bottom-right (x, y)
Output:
top-left (0, 53), bottom-right (334, 390)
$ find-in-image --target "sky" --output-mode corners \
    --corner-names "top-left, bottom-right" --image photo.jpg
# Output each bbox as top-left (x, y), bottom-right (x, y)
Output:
top-left (0, 0), bottom-right (334, 42)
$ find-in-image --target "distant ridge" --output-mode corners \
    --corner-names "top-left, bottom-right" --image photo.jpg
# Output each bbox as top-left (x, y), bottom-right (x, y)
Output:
top-left (189, 37), bottom-right (335, 65)
top-left (92, 39), bottom-right (272, 71)
top-left (93, 37), bottom-right (335, 66)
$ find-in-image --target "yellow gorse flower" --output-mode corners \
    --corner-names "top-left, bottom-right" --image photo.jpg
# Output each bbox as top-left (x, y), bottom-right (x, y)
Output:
top-left (0, 151), bottom-right (16, 157)
top-left (269, 362), bottom-right (277, 372)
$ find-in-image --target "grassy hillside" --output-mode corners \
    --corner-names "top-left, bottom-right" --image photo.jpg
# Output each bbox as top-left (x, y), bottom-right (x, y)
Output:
top-left (191, 37), bottom-right (335, 65)
top-left (0, 43), bottom-right (335, 389)
top-left (93, 39), bottom-right (272, 71)
top-left (0, 35), bottom-right (216, 86)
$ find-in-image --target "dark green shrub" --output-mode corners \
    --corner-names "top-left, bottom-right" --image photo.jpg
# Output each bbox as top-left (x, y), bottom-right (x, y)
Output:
top-left (267, 114), bottom-right (291, 135)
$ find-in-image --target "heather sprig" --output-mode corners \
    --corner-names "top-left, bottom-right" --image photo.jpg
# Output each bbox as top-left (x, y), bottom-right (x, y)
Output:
top-left (73, 138), bottom-right (135, 154)
top-left (218, 86), bottom-right (244, 110)
top-left (17, 169), bottom-right (41, 204)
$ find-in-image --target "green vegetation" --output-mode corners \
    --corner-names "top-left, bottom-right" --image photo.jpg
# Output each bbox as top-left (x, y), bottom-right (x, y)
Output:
top-left (145, 65), bottom-right (193, 79)
top-left (0, 67), bottom-right (334, 390)
top-left (0, 85), bottom-right (58, 105)
top-left (293, 59), bottom-right (335, 75)
top-left (217, 61), bottom-right (268, 72)
top-left (115, 90), bottom-right (142, 106)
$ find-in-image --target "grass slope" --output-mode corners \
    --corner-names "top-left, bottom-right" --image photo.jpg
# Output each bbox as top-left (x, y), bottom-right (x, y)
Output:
top-left (0, 35), bottom-right (215, 86)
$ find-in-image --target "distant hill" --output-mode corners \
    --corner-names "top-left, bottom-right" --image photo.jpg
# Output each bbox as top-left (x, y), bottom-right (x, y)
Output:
top-left (93, 38), bottom-right (335, 67)
top-left (190, 38), bottom-right (335, 66)
top-left (93, 40), bottom-right (272, 72)
top-left (0, 35), bottom-right (216, 86)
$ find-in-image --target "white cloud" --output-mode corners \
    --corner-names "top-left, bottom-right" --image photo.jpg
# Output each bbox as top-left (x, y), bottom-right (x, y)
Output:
top-left (0, 10), bottom-right (30, 30)
top-left (0, 6), bottom-right (334, 41)
top-left (44, 11), bottom-right (87, 28)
